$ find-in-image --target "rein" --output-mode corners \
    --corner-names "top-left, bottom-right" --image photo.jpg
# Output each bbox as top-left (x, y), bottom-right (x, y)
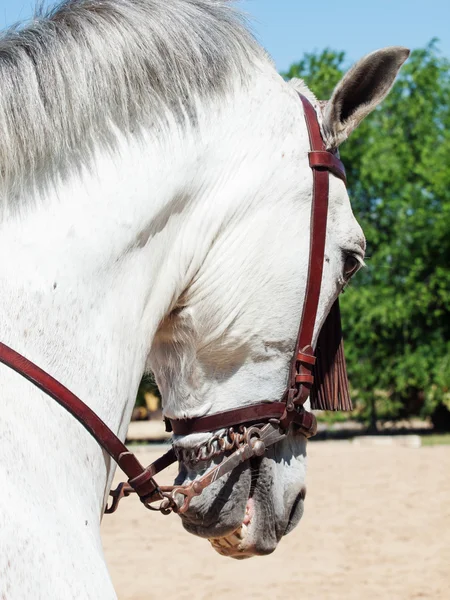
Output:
top-left (0, 94), bottom-right (350, 516)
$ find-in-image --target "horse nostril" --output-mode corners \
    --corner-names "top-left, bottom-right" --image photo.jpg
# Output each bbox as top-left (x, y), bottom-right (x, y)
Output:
top-left (284, 488), bottom-right (306, 536)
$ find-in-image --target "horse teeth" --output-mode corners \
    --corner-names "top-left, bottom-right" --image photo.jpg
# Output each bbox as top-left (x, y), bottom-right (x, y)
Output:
top-left (236, 523), bottom-right (247, 539)
top-left (208, 522), bottom-right (248, 554)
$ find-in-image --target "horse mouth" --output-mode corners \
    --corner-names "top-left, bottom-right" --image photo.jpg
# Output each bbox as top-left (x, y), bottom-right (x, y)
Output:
top-left (207, 457), bottom-right (306, 559)
top-left (208, 457), bottom-right (263, 559)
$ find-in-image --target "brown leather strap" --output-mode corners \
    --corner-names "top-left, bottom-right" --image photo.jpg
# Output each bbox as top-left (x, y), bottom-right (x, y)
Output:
top-left (285, 94), bottom-right (346, 407)
top-left (0, 343), bottom-right (131, 465)
top-left (309, 151), bottom-right (346, 184)
top-left (0, 342), bottom-right (173, 502)
top-left (169, 402), bottom-right (287, 435)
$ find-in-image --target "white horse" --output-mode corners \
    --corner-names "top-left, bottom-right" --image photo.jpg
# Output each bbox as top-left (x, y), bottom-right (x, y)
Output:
top-left (0, 0), bottom-right (408, 596)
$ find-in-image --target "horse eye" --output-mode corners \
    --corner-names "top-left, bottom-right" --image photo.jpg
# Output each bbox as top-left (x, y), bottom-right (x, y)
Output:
top-left (343, 254), bottom-right (360, 279)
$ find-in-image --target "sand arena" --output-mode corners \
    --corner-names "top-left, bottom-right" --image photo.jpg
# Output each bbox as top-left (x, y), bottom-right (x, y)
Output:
top-left (102, 441), bottom-right (450, 600)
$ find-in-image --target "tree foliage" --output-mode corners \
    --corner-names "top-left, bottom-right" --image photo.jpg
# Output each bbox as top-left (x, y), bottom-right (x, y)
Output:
top-left (284, 42), bottom-right (450, 422)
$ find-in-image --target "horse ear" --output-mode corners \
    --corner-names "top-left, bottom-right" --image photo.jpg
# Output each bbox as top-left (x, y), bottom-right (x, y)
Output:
top-left (323, 46), bottom-right (410, 147)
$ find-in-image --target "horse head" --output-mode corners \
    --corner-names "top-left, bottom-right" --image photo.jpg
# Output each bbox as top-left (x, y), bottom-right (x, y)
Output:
top-left (148, 47), bottom-right (409, 557)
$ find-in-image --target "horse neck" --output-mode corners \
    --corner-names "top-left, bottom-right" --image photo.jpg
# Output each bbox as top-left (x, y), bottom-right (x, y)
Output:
top-left (0, 122), bottom-right (206, 520)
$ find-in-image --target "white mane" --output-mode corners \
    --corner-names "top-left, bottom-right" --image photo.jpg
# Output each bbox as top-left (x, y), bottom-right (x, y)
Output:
top-left (0, 0), bottom-right (266, 200)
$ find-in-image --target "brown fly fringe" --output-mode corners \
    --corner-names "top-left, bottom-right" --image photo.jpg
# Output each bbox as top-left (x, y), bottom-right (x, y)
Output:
top-left (309, 300), bottom-right (352, 411)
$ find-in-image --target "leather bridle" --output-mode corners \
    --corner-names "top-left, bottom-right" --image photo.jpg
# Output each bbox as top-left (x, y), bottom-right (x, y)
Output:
top-left (0, 94), bottom-right (351, 516)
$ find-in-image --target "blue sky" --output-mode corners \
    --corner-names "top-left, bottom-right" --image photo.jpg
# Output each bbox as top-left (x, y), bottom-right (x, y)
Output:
top-left (0, 0), bottom-right (448, 71)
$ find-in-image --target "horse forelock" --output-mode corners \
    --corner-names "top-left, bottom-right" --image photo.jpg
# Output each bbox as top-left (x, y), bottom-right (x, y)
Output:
top-left (0, 0), bottom-right (267, 201)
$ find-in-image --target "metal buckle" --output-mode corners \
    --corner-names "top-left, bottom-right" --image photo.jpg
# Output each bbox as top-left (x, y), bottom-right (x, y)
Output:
top-left (105, 482), bottom-right (134, 514)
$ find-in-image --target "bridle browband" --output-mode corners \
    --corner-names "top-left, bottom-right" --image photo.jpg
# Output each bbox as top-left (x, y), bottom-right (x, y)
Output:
top-left (0, 94), bottom-right (350, 516)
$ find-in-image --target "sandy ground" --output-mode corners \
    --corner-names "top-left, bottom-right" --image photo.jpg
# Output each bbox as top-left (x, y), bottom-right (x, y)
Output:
top-left (102, 442), bottom-right (450, 600)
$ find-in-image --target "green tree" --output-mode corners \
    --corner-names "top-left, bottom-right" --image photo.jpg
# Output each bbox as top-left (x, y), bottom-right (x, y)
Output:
top-left (285, 42), bottom-right (450, 427)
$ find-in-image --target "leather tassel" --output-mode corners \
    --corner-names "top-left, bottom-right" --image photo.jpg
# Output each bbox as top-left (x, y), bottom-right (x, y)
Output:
top-left (310, 300), bottom-right (352, 411)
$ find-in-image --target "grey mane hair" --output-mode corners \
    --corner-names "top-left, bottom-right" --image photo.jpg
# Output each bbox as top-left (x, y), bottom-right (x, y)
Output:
top-left (288, 77), bottom-right (317, 103)
top-left (0, 0), bottom-right (266, 203)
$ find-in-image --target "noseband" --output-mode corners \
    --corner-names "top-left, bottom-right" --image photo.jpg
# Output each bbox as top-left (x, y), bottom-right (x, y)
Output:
top-left (0, 94), bottom-right (351, 516)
